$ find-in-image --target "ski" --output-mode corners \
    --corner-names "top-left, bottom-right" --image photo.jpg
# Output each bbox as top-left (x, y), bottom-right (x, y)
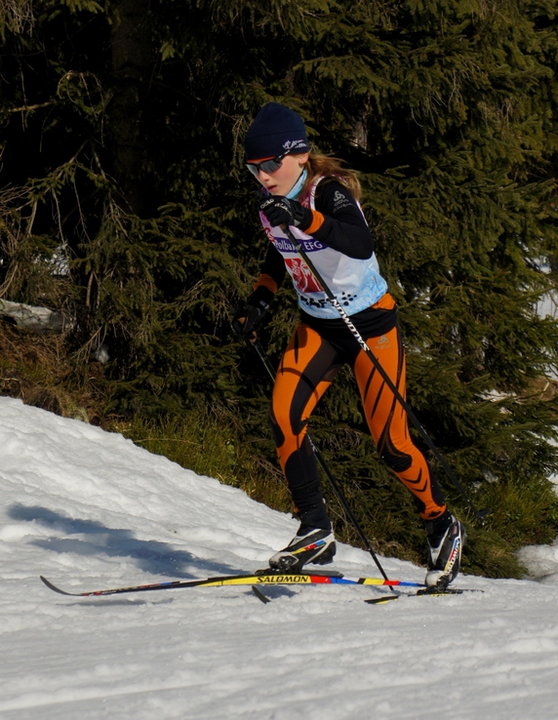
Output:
top-left (364, 586), bottom-right (483, 604)
top-left (40, 569), bottom-right (425, 598)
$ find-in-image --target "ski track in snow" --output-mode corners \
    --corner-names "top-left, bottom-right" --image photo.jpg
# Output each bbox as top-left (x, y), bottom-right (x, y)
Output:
top-left (1, 396), bottom-right (557, 720)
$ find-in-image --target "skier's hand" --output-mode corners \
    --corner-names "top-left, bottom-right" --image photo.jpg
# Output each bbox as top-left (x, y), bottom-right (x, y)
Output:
top-left (232, 287), bottom-right (273, 342)
top-left (259, 196), bottom-right (313, 230)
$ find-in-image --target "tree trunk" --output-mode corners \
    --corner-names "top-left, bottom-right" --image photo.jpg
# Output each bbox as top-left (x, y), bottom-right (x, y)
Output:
top-left (108, 0), bottom-right (153, 216)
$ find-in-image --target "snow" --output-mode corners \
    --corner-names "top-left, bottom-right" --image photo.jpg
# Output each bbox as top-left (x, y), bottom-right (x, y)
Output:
top-left (1, 396), bottom-right (558, 720)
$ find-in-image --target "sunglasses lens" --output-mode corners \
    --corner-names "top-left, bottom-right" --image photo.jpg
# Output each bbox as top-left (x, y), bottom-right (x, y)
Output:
top-left (259, 159), bottom-right (281, 174)
top-left (246, 154), bottom-right (285, 176)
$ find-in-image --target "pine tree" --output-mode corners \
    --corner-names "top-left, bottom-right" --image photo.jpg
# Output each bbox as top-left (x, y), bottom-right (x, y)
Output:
top-left (1, 0), bottom-right (557, 575)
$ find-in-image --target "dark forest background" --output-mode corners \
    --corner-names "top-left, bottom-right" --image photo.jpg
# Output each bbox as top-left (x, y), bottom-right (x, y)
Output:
top-left (1, 0), bottom-right (558, 577)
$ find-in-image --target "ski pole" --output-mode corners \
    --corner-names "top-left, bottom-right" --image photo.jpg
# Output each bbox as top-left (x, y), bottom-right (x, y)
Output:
top-left (282, 225), bottom-right (487, 524)
top-left (251, 339), bottom-right (391, 581)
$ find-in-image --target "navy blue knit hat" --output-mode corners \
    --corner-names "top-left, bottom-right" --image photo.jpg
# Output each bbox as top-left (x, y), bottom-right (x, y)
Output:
top-left (244, 102), bottom-right (310, 160)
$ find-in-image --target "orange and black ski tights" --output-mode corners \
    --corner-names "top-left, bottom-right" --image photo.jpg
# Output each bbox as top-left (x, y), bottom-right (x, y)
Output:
top-left (270, 298), bottom-right (447, 526)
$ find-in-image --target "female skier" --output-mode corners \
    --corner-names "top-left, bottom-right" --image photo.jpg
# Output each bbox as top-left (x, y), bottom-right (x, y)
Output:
top-left (235, 102), bottom-right (464, 588)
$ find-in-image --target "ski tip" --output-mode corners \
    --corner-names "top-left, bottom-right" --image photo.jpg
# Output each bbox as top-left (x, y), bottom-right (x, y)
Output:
top-left (251, 585), bottom-right (271, 604)
top-left (365, 594), bottom-right (400, 604)
top-left (40, 575), bottom-right (72, 595)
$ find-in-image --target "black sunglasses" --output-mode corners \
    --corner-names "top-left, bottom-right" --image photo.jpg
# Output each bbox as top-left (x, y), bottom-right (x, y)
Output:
top-left (246, 149), bottom-right (290, 177)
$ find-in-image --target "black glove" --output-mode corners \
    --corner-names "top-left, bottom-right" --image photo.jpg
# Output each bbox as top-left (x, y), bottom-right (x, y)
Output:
top-left (259, 196), bottom-right (313, 230)
top-left (232, 286), bottom-right (274, 341)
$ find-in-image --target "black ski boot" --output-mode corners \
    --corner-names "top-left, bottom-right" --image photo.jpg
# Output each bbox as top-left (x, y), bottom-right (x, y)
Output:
top-left (268, 526), bottom-right (336, 573)
top-left (424, 511), bottom-right (466, 588)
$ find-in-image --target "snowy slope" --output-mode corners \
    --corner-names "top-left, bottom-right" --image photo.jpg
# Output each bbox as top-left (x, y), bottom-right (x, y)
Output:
top-left (1, 396), bottom-right (557, 720)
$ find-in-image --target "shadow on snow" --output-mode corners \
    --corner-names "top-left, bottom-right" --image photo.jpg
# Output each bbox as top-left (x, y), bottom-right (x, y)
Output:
top-left (8, 503), bottom-right (238, 578)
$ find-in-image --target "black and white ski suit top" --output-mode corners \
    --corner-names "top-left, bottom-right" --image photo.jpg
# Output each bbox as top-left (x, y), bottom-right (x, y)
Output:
top-left (252, 175), bottom-right (388, 328)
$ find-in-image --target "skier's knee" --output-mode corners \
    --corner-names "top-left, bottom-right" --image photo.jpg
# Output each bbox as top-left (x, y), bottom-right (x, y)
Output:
top-left (380, 450), bottom-right (412, 473)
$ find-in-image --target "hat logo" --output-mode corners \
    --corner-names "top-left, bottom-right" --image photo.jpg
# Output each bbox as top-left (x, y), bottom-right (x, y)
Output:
top-left (282, 139), bottom-right (306, 151)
